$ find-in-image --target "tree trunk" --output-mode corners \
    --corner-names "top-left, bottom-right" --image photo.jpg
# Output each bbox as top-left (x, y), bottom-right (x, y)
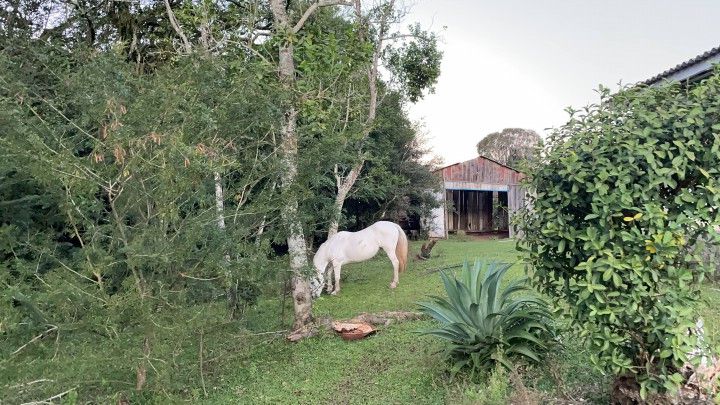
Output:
top-left (269, 0), bottom-right (356, 331)
top-left (135, 336), bottom-right (151, 391)
top-left (214, 171), bottom-right (239, 319)
top-left (277, 73), bottom-right (316, 330)
top-left (214, 171), bottom-right (226, 230)
top-left (164, 0), bottom-right (192, 54)
top-left (328, 161), bottom-right (363, 237)
top-left (255, 182), bottom-right (275, 243)
top-left (270, 0), bottom-right (313, 330)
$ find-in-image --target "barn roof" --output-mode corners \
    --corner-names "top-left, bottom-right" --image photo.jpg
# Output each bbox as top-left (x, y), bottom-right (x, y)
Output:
top-left (436, 155), bottom-right (521, 173)
top-left (643, 45), bottom-right (720, 86)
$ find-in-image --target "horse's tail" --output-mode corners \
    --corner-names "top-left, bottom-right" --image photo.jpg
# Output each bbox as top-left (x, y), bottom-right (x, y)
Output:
top-left (395, 225), bottom-right (408, 273)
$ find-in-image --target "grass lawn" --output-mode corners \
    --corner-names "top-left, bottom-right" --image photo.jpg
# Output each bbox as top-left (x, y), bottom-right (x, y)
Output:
top-left (210, 237), bottom-right (610, 404)
top-left (3, 237), bottom-right (718, 404)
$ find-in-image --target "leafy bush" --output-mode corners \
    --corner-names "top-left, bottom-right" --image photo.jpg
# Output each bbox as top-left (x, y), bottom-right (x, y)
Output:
top-left (0, 46), bottom-right (279, 399)
top-left (418, 260), bottom-right (555, 374)
top-left (518, 76), bottom-right (720, 397)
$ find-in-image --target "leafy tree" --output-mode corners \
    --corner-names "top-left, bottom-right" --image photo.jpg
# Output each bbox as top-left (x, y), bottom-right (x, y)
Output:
top-left (476, 128), bottom-right (540, 168)
top-left (266, 0), bottom-right (369, 332)
top-left (326, 1), bottom-right (442, 238)
top-left (343, 90), bottom-right (442, 231)
top-left (265, 0), bottom-right (442, 330)
top-left (386, 23), bottom-right (442, 103)
top-left (518, 78), bottom-right (720, 398)
top-left (0, 43), bottom-right (279, 391)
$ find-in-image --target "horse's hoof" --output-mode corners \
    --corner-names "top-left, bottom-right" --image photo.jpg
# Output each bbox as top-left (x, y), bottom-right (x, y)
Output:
top-left (390, 282), bottom-right (397, 289)
top-left (330, 290), bottom-right (339, 296)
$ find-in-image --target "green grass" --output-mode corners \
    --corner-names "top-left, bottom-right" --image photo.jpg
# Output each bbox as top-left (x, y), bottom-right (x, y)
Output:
top-left (700, 285), bottom-right (720, 346)
top-left (3, 238), bottom-right (719, 404)
top-left (209, 238), bottom-right (609, 404)
top-left (313, 237), bottom-right (521, 318)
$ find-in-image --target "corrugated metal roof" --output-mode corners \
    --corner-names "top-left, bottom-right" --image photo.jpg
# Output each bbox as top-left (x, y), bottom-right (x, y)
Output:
top-left (643, 45), bottom-right (720, 86)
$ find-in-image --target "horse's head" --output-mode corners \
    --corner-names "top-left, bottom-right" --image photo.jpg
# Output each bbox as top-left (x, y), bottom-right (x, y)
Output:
top-left (310, 244), bottom-right (329, 298)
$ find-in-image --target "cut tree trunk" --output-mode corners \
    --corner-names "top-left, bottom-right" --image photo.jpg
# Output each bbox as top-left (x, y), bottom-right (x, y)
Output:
top-left (286, 310), bottom-right (424, 342)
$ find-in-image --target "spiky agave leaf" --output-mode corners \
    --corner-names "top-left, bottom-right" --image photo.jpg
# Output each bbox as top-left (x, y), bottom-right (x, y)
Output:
top-left (417, 259), bottom-right (555, 374)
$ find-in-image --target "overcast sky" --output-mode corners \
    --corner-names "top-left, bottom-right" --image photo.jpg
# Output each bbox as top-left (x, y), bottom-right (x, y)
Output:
top-left (405, 0), bottom-right (720, 164)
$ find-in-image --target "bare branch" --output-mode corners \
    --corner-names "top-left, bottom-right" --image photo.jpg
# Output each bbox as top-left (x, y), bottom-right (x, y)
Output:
top-left (293, 0), bottom-right (353, 33)
top-left (381, 32), bottom-right (423, 41)
top-left (12, 326), bottom-right (58, 356)
top-left (20, 386), bottom-right (76, 405)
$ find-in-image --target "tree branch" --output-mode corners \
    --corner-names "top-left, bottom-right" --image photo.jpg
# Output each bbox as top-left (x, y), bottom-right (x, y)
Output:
top-left (293, 0), bottom-right (353, 33)
top-left (164, 0), bottom-right (192, 54)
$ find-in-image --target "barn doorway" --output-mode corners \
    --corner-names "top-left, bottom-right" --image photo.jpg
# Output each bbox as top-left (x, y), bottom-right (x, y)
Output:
top-left (446, 189), bottom-right (509, 237)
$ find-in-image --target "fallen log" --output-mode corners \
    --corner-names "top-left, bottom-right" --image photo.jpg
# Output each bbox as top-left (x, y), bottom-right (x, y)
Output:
top-left (286, 311), bottom-right (424, 342)
top-left (348, 311), bottom-right (424, 326)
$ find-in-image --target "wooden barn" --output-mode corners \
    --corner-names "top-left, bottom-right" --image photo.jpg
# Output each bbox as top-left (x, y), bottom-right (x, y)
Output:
top-left (427, 156), bottom-right (525, 239)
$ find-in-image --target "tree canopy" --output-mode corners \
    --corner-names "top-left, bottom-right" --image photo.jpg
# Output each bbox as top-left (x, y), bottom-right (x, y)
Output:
top-left (476, 127), bottom-right (540, 168)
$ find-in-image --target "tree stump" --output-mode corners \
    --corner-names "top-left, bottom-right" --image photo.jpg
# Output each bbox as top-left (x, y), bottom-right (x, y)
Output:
top-left (417, 239), bottom-right (437, 260)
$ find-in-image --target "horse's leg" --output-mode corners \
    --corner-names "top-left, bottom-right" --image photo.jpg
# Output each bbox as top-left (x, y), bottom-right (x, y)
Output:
top-left (331, 260), bottom-right (342, 295)
top-left (325, 265), bottom-right (334, 293)
top-left (383, 247), bottom-right (400, 289)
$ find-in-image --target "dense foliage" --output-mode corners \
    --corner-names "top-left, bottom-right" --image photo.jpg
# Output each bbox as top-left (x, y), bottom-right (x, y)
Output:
top-left (343, 91), bottom-right (442, 232)
top-left (418, 260), bottom-right (555, 374)
top-left (0, 0), bottom-right (441, 401)
top-left (1, 45), bottom-right (282, 397)
top-left (387, 23), bottom-right (442, 103)
top-left (519, 76), bottom-right (720, 396)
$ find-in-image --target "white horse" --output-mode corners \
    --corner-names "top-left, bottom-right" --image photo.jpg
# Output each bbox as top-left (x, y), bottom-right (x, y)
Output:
top-left (310, 221), bottom-right (408, 297)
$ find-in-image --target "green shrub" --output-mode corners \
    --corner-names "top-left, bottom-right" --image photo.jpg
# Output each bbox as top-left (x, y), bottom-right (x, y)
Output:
top-left (460, 366), bottom-right (510, 404)
top-left (518, 76), bottom-right (720, 397)
top-left (417, 260), bottom-right (555, 374)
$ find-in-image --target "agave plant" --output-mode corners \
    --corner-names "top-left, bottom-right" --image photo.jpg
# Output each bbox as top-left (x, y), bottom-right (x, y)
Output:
top-left (418, 260), bottom-right (554, 373)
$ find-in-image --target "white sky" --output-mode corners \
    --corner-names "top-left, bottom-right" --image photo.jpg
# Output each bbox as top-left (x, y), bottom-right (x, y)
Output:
top-left (405, 0), bottom-right (720, 164)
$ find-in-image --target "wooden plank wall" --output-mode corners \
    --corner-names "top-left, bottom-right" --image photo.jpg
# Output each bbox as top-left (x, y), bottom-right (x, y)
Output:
top-left (440, 156), bottom-right (523, 184)
top-left (428, 191), bottom-right (447, 238)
